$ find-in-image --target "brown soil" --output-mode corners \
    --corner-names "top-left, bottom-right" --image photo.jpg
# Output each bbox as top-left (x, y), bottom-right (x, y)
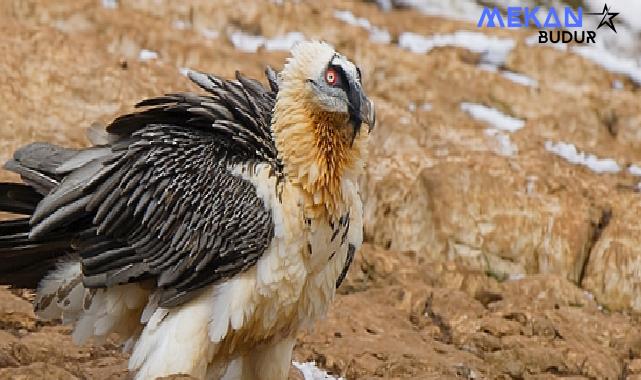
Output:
top-left (1, 0), bottom-right (641, 379)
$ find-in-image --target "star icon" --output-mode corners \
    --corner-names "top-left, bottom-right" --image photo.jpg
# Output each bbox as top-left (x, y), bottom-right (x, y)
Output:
top-left (587, 4), bottom-right (619, 33)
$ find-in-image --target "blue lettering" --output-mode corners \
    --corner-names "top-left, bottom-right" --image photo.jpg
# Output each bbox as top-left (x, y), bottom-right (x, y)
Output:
top-left (543, 8), bottom-right (562, 28)
top-left (478, 7), bottom-right (505, 28)
top-left (507, 7), bottom-right (523, 27)
top-left (565, 7), bottom-right (582, 27)
top-left (523, 7), bottom-right (542, 28)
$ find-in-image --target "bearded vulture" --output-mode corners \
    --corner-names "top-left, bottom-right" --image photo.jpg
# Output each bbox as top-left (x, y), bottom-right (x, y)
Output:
top-left (0, 41), bottom-right (374, 379)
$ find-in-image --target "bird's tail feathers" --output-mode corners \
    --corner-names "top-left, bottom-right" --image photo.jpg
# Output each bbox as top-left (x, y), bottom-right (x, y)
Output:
top-left (0, 141), bottom-right (109, 288)
top-left (0, 182), bottom-right (70, 288)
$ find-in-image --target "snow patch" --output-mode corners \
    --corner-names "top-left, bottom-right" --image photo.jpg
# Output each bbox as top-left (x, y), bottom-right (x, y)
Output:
top-left (612, 79), bottom-right (624, 90)
top-left (334, 10), bottom-right (370, 29)
top-left (200, 28), bottom-right (219, 40)
top-left (526, 176), bottom-right (538, 195)
top-left (101, 0), bottom-right (118, 9)
top-left (572, 45), bottom-right (641, 86)
top-left (629, 165), bottom-right (641, 176)
top-left (479, 65), bottom-right (538, 87)
top-left (409, 101), bottom-right (432, 112)
top-left (461, 102), bottom-right (524, 133)
top-left (375, 0), bottom-right (393, 12)
top-left (138, 49), bottom-right (158, 61)
top-left (333, 10), bottom-right (391, 44)
top-left (545, 141), bottom-right (621, 174)
top-left (264, 32), bottom-right (306, 51)
top-left (485, 129), bottom-right (518, 156)
top-left (369, 27), bottom-right (392, 44)
top-left (172, 20), bottom-right (190, 30)
top-left (395, 0), bottom-right (482, 22)
top-left (229, 31), bottom-right (305, 53)
top-left (500, 71), bottom-right (538, 87)
top-left (229, 31), bottom-right (266, 53)
top-left (293, 361), bottom-right (343, 380)
top-left (399, 31), bottom-right (515, 67)
top-left (420, 103), bottom-right (433, 112)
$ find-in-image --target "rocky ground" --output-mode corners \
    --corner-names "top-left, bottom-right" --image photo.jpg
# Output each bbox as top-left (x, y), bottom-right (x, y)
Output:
top-left (1, 0), bottom-right (641, 378)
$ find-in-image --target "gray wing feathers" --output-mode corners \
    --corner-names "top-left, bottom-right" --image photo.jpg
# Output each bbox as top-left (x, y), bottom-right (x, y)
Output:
top-left (5, 143), bottom-right (115, 196)
top-left (265, 66), bottom-right (280, 93)
top-left (74, 128), bottom-right (275, 306)
top-left (12, 143), bottom-right (78, 174)
top-left (8, 71), bottom-right (280, 307)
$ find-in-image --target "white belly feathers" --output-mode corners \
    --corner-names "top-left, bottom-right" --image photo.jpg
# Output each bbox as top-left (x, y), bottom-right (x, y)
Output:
top-left (34, 161), bottom-right (362, 379)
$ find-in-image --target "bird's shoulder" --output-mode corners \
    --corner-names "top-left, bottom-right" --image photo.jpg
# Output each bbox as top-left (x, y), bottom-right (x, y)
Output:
top-left (106, 69), bottom-right (281, 170)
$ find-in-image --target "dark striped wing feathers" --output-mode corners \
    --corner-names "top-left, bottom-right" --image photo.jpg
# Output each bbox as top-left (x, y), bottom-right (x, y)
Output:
top-left (108, 71), bottom-right (279, 168)
top-left (21, 70), bottom-right (280, 306)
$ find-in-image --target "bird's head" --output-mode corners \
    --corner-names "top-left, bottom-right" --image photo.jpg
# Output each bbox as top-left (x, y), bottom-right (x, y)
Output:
top-left (272, 41), bottom-right (374, 216)
top-left (276, 41), bottom-right (375, 137)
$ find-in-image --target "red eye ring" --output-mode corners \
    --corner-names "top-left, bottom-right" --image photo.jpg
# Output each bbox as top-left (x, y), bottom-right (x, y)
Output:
top-left (325, 68), bottom-right (337, 85)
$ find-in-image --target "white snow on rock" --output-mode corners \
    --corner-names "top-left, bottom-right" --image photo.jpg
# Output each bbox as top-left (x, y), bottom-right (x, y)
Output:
top-left (293, 361), bottom-right (343, 380)
top-left (525, 32), bottom-right (641, 85)
top-left (572, 45), bottom-right (641, 86)
top-left (500, 71), bottom-right (538, 87)
top-left (138, 49), bottom-right (158, 61)
top-left (395, 0), bottom-right (482, 22)
top-left (461, 102), bottom-right (523, 156)
top-left (460, 102), bottom-right (524, 133)
top-left (101, 0), bottom-right (118, 9)
top-left (172, 19), bottom-right (190, 30)
top-left (369, 27), bottom-right (392, 44)
top-left (399, 31), bottom-right (514, 67)
top-left (229, 31), bottom-right (266, 53)
top-left (485, 128), bottom-right (518, 156)
top-left (200, 28), bottom-right (220, 40)
top-left (479, 65), bottom-right (538, 87)
top-left (629, 165), bottom-right (641, 176)
top-left (334, 10), bottom-right (371, 29)
top-left (420, 103), bottom-right (433, 111)
top-left (229, 31), bottom-right (305, 53)
top-left (612, 79), bottom-right (624, 90)
top-left (375, 0), bottom-right (393, 12)
top-left (264, 32), bottom-right (306, 51)
top-left (333, 10), bottom-right (391, 44)
top-left (545, 141), bottom-right (621, 174)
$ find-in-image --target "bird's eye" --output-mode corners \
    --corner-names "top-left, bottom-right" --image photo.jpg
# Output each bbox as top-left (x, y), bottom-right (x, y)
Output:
top-left (325, 68), bottom-right (338, 86)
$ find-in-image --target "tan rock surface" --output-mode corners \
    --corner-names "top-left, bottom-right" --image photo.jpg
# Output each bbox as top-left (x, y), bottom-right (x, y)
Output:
top-left (1, 0), bottom-right (641, 378)
top-left (296, 244), bottom-right (641, 379)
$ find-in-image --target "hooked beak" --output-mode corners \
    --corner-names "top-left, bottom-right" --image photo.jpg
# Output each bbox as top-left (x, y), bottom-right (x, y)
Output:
top-left (361, 96), bottom-right (375, 133)
top-left (348, 82), bottom-right (376, 135)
